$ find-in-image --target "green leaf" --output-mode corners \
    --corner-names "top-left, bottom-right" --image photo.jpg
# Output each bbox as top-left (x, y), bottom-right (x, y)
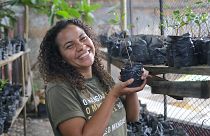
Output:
top-left (163, 4), bottom-right (170, 9)
top-left (81, 12), bottom-right (94, 25)
top-left (127, 23), bottom-right (135, 29)
top-left (67, 8), bottom-right (81, 18)
top-left (60, 0), bottom-right (69, 11)
top-left (108, 19), bottom-right (119, 25)
top-left (173, 10), bottom-right (180, 16)
top-left (195, 1), bottom-right (203, 5)
top-left (89, 4), bottom-right (101, 11)
top-left (56, 10), bottom-right (70, 18)
top-left (31, 0), bottom-right (37, 4)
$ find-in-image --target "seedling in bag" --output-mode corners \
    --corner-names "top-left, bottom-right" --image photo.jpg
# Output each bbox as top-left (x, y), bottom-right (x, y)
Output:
top-left (120, 38), bottom-right (144, 87)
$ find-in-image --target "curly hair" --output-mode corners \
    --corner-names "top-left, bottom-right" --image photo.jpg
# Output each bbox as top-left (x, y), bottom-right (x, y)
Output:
top-left (38, 19), bottom-right (114, 91)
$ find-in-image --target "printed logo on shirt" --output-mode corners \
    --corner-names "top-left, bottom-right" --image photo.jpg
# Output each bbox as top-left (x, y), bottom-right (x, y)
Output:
top-left (103, 117), bottom-right (126, 136)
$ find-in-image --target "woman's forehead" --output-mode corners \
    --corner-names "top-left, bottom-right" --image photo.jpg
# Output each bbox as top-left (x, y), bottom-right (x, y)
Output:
top-left (57, 25), bottom-right (85, 38)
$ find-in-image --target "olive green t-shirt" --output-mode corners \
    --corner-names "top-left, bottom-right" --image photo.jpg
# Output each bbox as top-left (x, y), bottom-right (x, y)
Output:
top-left (45, 76), bottom-right (127, 136)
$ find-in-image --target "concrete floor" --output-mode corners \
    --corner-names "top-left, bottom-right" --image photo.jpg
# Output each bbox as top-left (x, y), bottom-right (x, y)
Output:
top-left (7, 117), bottom-right (54, 136)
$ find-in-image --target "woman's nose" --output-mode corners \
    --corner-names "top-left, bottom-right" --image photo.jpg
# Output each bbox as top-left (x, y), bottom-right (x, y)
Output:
top-left (76, 42), bottom-right (85, 51)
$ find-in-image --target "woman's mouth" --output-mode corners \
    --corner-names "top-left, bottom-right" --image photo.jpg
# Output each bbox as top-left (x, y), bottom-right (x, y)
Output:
top-left (78, 49), bottom-right (91, 59)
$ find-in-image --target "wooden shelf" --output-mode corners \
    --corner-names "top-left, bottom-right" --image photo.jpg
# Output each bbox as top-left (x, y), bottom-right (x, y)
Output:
top-left (10, 97), bottom-right (28, 126)
top-left (100, 48), bottom-right (210, 99)
top-left (0, 49), bottom-right (30, 67)
top-left (0, 52), bottom-right (24, 67)
top-left (0, 49), bottom-right (32, 136)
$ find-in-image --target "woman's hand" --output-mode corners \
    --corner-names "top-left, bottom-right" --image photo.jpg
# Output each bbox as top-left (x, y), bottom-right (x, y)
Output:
top-left (110, 68), bottom-right (150, 98)
top-left (109, 78), bottom-right (147, 99)
top-left (141, 68), bottom-right (150, 80)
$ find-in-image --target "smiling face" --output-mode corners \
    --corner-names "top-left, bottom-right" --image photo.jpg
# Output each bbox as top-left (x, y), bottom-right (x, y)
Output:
top-left (56, 24), bottom-right (95, 74)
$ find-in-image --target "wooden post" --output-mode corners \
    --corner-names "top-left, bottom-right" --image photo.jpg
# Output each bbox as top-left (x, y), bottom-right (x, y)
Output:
top-left (24, 5), bottom-right (29, 42)
top-left (120, 0), bottom-right (127, 31)
top-left (21, 55), bottom-right (26, 136)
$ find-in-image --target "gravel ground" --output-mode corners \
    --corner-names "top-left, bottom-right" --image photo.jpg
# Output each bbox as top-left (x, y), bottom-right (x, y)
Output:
top-left (7, 117), bottom-right (54, 136)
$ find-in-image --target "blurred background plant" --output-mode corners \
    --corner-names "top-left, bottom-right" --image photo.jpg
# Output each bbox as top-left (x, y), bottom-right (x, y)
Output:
top-left (161, 0), bottom-right (210, 37)
top-left (0, 0), bottom-right (101, 27)
top-left (19, 0), bottom-right (101, 25)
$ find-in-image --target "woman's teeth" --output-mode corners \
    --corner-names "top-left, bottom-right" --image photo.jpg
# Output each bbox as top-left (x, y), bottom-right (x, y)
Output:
top-left (79, 51), bottom-right (90, 58)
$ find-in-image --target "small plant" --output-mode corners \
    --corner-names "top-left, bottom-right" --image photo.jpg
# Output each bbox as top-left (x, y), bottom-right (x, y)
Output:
top-left (0, 79), bottom-right (9, 93)
top-left (183, 7), bottom-right (196, 36)
top-left (119, 38), bottom-right (144, 87)
top-left (75, 0), bottom-right (101, 25)
top-left (194, 12), bottom-right (208, 37)
top-left (161, 1), bottom-right (210, 37)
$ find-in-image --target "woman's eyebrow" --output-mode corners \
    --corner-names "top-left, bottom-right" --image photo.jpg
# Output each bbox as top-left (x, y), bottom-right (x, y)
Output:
top-left (79, 32), bottom-right (85, 38)
top-left (63, 32), bottom-right (85, 47)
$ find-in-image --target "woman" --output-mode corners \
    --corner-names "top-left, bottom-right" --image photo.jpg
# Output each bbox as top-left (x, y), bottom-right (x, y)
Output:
top-left (38, 19), bottom-right (149, 136)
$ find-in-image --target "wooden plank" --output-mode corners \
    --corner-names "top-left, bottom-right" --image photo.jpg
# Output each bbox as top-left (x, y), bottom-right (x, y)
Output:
top-left (150, 80), bottom-right (210, 99)
top-left (0, 52), bottom-right (24, 67)
top-left (144, 65), bottom-right (210, 76)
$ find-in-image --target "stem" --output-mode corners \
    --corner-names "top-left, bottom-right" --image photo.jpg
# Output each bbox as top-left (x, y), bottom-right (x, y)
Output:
top-left (199, 25), bottom-right (201, 37)
top-left (190, 26), bottom-right (194, 37)
top-left (124, 40), bottom-right (132, 67)
top-left (205, 22), bottom-right (210, 36)
top-left (176, 28), bottom-right (178, 36)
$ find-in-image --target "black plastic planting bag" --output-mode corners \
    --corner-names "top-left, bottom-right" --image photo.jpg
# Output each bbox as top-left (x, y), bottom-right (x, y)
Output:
top-left (120, 62), bottom-right (144, 87)
top-left (139, 35), bottom-right (164, 53)
top-left (207, 41), bottom-right (210, 65)
top-left (166, 33), bottom-right (195, 67)
top-left (152, 46), bottom-right (167, 65)
top-left (130, 35), bottom-right (165, 64)
top-left (107, 31), bottom-right (132, 58)
top-left (129, 36), bottom-right (150, 64)
top-left (193, 38), bottom-right (210, 65)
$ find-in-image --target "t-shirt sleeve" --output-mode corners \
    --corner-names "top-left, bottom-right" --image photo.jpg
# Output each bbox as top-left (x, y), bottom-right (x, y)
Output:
top-left (46, 85), bottom-right (85, 129)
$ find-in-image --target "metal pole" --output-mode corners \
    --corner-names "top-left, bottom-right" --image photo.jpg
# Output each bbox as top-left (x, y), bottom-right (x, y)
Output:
top-left (160, 1), bottom-right (167, 121)
top-left (107, 48), bottom-right (111, 74)
top-left (159, 0), bottom-right (164, 35)
top-left (163, 74), bottom-right (167, 120)
top-left (120, 0), bottom-right (127, 31)
top-left (23, 105), bottom-right (27, 136)
top-left (24, 5), bottom-right (29, 42)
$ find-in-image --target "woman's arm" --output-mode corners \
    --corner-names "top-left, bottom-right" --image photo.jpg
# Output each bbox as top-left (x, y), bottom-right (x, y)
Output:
top-left (124, 81), bottom-right (146, 122)
top-left (124, 68), bottom-right (149, 122)
top-left (59, 93), bottom-right (117, 136)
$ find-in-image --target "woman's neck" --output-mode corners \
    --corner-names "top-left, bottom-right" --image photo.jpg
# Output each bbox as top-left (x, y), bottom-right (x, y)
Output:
top-left (78, 67), bottom-right (93, 79)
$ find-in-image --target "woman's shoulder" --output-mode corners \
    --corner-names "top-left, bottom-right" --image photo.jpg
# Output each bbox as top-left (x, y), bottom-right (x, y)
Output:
top-left (45, 80), bottom-right (75, 95)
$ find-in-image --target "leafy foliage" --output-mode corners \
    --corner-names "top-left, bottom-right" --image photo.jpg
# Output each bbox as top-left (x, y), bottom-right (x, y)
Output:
top-left (0, 0), bottom-right (101, 29)
top-left (161, 1), bottom-right (210, 36)
top-left (0, 79), bottom-right (9, 92)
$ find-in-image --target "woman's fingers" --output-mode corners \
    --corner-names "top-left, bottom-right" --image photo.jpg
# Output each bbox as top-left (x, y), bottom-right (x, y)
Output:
top-left (118, 76), bottom-right (121, 81)
top-left (120, 78), bottom-right (134, 88)
top-left (123, 79), bottom-right (147, 94)
top-left (141, 68), bottom-right (149, 80)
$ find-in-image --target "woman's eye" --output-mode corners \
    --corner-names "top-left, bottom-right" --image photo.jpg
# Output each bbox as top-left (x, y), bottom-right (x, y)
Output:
top-left (66, 44), bottom-right (73, 49)
top-left (81, 36), bottom-right (87, 41)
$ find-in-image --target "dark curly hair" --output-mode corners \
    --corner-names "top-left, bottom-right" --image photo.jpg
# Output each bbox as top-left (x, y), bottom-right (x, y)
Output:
top-left (38, 19), bottom-right (114, 91)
